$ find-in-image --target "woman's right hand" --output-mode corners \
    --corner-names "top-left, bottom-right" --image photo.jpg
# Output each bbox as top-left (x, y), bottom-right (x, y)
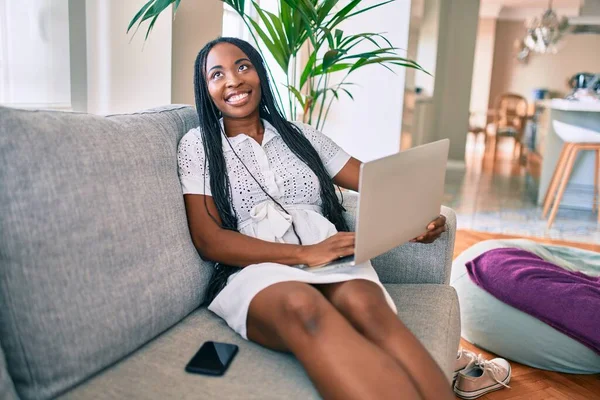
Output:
top-left (301, 232), bottom-right (355, 268)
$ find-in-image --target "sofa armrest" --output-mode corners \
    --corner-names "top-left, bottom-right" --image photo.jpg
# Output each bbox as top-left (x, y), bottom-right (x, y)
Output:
top-left (0, 340), bottom-right (19, 400)
top-left (340, 191), bottom-right (456, 285)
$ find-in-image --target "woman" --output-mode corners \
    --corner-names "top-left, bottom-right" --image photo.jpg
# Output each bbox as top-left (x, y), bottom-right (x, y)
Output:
top-left (177, 37), bottom-right (452, 399)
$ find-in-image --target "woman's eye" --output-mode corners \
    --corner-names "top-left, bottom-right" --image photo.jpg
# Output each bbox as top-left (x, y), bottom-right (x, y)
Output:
top-left (212, 71), bottom-right (223, 79)
top-left (239, 64), bottom-right (249, 72)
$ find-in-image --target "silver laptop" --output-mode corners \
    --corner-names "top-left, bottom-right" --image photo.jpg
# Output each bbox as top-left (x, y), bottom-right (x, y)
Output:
top-left (302, 139), bottom-right (449, 272)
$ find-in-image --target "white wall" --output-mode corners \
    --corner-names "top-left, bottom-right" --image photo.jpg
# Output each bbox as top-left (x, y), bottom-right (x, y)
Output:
top-left (470, 18), bottom-right (497, 116)
top-left (171, 0), bottom-right (223, 105)
top-left (322, 0), bottom-right (412, 162)
top-left (85, 0), bottom-right (172, 114)
top-left (0, 0), bottom-right (71, 108)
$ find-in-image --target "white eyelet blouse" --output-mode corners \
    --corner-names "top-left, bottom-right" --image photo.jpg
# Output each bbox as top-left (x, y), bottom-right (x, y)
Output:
top-left (177, 119), bottom-right (351, 245)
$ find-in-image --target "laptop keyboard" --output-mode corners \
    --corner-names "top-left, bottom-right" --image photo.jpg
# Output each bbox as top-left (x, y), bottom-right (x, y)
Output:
top-left (301, 255), bottom-right (356, 273)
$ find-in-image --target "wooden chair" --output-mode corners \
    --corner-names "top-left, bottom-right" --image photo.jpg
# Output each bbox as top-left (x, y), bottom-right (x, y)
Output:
top-left (542, 120), bottom-right (600, 228)
top-left (469, 111), bottom-right (487, 135)
top-left (468, 111), bottom-right (488, 143)
top-left (486, 93), bottom-right (528, 161)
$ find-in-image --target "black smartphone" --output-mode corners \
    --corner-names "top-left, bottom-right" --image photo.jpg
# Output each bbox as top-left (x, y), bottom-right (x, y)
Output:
top-left (185, 341), bottom-right (239, 376)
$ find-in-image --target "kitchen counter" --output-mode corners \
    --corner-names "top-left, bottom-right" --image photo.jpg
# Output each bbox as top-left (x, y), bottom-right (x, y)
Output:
top-left (542, 98), bottom-right (600, 112)
top-left (533, 100), bottom-right (600, 211)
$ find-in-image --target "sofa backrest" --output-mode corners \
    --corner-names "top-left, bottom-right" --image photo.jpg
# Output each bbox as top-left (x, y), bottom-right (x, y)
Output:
top-left (0, 105), bottom-right (212, 399)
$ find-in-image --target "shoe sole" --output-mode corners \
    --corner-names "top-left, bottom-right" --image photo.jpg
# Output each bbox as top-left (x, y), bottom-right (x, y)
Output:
top-left (454, 365), bottom-right (511, 400)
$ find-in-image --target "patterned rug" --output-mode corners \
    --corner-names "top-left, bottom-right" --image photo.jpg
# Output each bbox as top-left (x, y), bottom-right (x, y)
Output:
top-left (455, 206), bottom-right (600, 245)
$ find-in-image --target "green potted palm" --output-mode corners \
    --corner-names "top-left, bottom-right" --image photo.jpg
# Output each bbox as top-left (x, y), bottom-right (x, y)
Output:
top-left (128, 0), bottom-right (427, 131)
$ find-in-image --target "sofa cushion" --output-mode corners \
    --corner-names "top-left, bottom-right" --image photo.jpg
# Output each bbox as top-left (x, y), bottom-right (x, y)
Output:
top-left (57, 284), bottom-right (460, 399)
top-left (0, 106), bottom-right (212, 400)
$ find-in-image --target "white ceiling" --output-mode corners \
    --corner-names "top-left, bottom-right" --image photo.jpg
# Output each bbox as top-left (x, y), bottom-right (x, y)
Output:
top-left (482, 0), bottom-right (584, 19)
top-left (481, 0), bottom-right (581, 6)
top-left (410, 0), bottom-right (585, 20)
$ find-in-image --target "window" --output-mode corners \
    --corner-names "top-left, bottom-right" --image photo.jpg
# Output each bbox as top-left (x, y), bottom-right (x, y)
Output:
top-left (222, 2), bottom-right (255, 41)
top-left (0, 0), bottom-right (7, 103)
top-left (0, 0), bottom-right (71, 109)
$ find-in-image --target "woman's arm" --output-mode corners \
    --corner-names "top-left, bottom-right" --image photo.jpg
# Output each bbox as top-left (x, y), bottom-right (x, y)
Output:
top-left (332, 157), bottom-right (362, 192)
top-left (183, 194), bottom-right (355, 267)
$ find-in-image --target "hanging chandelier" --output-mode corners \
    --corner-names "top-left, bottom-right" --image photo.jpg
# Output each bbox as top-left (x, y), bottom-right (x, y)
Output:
top-left (523, 0), bottom-right (569, 54)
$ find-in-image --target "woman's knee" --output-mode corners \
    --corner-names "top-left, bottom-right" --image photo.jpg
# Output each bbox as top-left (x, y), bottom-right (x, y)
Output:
top-left (247, 282), bottom-right (327, 349)
top-left (331, 281), bottom-right (394, 334)
top-left (335, 281), bottom-right (385, 311)
top-left (279, 286), bottom-right (329, 336)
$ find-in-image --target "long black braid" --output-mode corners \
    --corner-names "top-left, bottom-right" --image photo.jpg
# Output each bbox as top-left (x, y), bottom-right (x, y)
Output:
top-left (194, 37), bottom-right (349, 304)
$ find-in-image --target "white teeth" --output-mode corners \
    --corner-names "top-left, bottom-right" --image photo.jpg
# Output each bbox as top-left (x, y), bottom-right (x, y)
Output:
top-left (227, 92), bottom-right (249, 103)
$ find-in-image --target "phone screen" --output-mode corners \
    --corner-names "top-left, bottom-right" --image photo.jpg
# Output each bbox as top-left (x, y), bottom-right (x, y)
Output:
top-left (185, 341), bottom-right (239, 376)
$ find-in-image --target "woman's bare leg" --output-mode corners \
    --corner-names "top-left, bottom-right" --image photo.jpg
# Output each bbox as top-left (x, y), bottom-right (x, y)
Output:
top-left (246, 281), bottom-right (422, 400)
top-left (316, 280), bottom-right (453, 400)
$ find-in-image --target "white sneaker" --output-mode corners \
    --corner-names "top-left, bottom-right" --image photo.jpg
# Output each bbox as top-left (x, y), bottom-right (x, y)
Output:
top-left (453, 348), bottom-right (478, 381)
top-left (454, 355), bottom-right (511, 399)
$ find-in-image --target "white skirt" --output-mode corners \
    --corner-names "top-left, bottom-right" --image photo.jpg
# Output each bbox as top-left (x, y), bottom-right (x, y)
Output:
top-left (207, 201), bottom-right (398, 339)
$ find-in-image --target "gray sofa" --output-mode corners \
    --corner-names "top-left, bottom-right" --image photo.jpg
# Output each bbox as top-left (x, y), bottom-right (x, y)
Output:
top-left (0, 105), bottom-right (460, 400)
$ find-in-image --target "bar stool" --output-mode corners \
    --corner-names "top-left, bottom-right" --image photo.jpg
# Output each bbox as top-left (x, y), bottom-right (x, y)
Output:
top-left (542, 120), bottom-right (600, 228)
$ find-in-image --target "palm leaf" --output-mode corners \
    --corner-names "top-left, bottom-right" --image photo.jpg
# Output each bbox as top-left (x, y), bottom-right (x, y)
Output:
top-left (222, 0), bottom-right (246, 14)
top-left (144, 15), bottom-right (160, 41)
top-left (173, 0), bottom-right (181, 17)
top-left (348, 57), bottom-right (368, 73)
top-left (277, 0), bottom-right (313, 46)
top-left (260, 7), bottom-right (292, 61)
top-left (127, 0), bottom-right (155, 33)
top-left (340, 32), bottom-right (393, 50)
top-left (312, 63), bottom-right (354, 76)
top-left (252, 2), bottom-right (288, 63)
top-left (299, 50), bottom-right (317, 90)
top-left (334, 29), bottom-right (344, 46)
top-left (323, 49), bottom-right (342, 71)
top-left (316, 0), bottom-right (339, 25)
top-left (341, 88), bottom-right (355, 100)
top-left (285, 85), bottom-right (305, 107)
top-left (247, 18), bottom-right (288, 71)
top-left (338, 48), bottom-right (399, 61)
top-left (282, 0), bottom-right (317, 25)
top-left (297, 0), bottom-right (319, 21)
top-left (327, 0), bottom-right (362, 27)
top-left (128, 0), bottom-right (175, 38)
top-left (349, 56), bottom-right (429, 74)
top-left (321, 27), bottom-right (336, 49)
top-left (345, 0), bottom-right (394, 20)
top-left (280, 2), bottom-right (295, 46)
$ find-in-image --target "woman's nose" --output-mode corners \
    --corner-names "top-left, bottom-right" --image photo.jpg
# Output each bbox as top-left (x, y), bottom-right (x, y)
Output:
top-left (226, 75), bottom-right (242, 88)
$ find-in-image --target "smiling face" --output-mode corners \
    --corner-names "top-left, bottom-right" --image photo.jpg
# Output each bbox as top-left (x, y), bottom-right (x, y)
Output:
top-left (204, 42), bottom-right (262, 119)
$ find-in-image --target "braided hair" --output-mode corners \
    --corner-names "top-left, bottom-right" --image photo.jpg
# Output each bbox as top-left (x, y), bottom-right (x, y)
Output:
top-left (194, 37), bottom-right (349, 304)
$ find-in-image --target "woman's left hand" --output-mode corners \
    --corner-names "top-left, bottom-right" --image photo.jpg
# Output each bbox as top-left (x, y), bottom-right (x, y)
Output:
top-left (410, 215), bottom-right (446, 244)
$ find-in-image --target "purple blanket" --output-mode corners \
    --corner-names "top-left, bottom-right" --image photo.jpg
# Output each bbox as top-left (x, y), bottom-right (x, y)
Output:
top-left (466, 248), bottom-right (600, 354)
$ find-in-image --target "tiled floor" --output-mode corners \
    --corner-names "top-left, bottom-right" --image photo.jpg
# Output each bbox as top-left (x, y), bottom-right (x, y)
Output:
top-left (445, 135), bottom-right (600, 244)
